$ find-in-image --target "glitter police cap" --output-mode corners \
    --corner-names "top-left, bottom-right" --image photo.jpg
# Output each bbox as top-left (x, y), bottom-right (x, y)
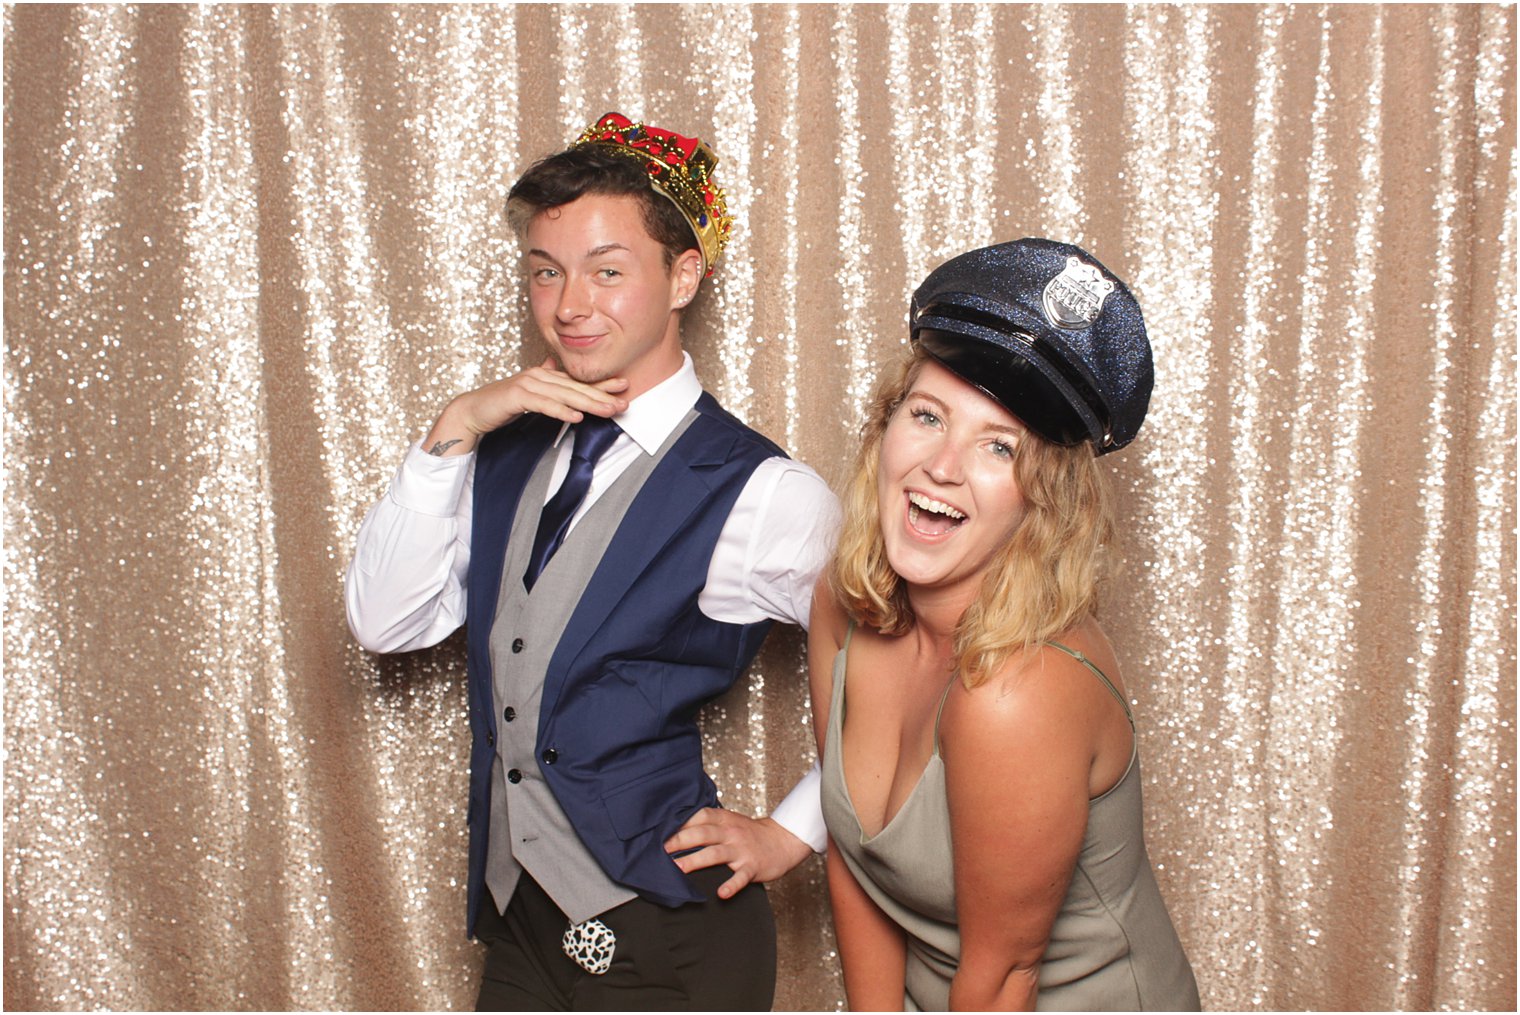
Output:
top-left (909, 238), bottom-right (1153, 454)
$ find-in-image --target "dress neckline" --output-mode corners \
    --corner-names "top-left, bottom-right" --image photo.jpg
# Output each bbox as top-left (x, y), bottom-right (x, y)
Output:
top-left (832, 630), bottom-right (946, 845)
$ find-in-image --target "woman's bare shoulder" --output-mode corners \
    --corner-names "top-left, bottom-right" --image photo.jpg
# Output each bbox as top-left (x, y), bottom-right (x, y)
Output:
top-left (809, 573), bottom-right (851, 649)
top-left (943, 622), bottom-right (1120, 740)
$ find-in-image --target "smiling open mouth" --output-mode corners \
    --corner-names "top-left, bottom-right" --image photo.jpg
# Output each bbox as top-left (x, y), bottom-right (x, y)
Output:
top-left (907, 491), bottom-right (966, 535)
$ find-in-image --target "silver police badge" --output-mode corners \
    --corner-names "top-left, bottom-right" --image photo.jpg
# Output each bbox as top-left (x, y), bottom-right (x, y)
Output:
top-left (1042, 256), bottom-right (1114, 330)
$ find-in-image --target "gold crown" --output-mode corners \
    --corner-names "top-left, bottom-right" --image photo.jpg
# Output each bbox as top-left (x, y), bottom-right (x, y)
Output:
top-left (573, 112), bottom-right (733, 277)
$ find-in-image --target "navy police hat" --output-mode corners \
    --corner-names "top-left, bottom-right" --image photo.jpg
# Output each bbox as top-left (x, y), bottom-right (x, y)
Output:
top-left (910, 238), bottom-right (1152, 454)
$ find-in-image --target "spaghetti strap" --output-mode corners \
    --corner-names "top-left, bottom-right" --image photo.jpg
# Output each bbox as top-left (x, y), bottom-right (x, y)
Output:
top-left (932, 674), bottom-right (955, 754)
top-left (833, 621), bottom-right (857, 704)
top-left (1048, 642), bottom-right (1134, 729)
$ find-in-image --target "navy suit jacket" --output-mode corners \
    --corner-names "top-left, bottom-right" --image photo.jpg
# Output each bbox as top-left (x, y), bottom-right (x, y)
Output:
top-left (463, 393), bottom-right (783, 934)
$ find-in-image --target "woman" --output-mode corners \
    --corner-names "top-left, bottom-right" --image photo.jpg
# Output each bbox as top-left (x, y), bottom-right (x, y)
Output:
top-left (811, 239), bottom-right (1200, 1011)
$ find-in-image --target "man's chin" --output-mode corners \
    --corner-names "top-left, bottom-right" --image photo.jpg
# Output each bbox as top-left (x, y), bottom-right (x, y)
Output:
top-left (560, 360), bottom-right (615, 386)
top-left (544, 343), bottom-right (599, 377)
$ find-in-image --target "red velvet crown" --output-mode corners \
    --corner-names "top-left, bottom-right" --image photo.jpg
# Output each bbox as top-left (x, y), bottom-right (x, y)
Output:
top-left (573, 112), bottom-right (733, 277)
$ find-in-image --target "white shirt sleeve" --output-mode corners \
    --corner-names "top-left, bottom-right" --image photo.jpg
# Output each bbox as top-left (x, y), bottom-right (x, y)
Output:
top-left (698, 456), bottom-right (839, 853)
top-left (770, 761), bottom-right (828, 853)
top-left (344, 442), bottom-right (475, 653)
top-left (697, 457), bottom-right (841, 627)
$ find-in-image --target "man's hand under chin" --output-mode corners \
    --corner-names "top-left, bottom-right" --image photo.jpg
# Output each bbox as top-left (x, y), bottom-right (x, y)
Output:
top-left (664, 809), bottom-right (814, 899)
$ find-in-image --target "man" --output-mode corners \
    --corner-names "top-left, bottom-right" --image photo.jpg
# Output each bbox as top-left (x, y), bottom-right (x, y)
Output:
top-left (345, 112), bottom-right (836, 1010)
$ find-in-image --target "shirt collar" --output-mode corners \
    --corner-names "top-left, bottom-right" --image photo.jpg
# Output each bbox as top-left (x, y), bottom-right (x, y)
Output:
top-left (551, 352), bottom-right (702, 455)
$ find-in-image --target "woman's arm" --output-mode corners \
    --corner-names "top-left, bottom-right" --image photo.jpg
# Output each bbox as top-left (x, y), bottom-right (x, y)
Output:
top-left (827, 840), bottom-right (909, 1011)
top-left (808, 582), bottom-right (908, 1010)
top-left (940, 648), bottom-right (1097, 1011)
top-left (805, 576), bottom-right (848, 756)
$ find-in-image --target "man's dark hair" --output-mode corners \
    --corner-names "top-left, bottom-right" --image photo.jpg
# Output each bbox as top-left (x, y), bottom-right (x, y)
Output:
top-left (506, 145), bottom-right (696, 269)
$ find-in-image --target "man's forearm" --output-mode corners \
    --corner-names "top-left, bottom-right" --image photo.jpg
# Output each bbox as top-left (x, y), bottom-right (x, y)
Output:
top-left (421, 396), bottom-right (485, 458)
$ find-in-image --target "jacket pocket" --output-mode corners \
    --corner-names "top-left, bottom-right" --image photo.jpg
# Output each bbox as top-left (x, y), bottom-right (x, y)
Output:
top-left (601, 755), bottom-right (699, 841)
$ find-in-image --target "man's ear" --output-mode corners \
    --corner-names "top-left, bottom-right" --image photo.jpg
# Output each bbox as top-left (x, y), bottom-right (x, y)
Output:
top-left (671, 248), bottom-right (704, 308)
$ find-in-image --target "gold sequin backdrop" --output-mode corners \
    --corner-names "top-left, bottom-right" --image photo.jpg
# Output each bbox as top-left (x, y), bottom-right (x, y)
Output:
top-left (2, 3), bottom-right (1514, 1011)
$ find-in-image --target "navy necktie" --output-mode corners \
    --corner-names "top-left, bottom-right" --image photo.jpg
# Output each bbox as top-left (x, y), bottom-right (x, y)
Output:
top-left (524, 416), bottom-right (621, 591)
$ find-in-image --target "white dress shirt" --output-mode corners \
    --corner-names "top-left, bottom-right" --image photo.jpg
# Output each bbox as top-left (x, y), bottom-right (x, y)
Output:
top-left (345, 354), bottom-right (836, 851)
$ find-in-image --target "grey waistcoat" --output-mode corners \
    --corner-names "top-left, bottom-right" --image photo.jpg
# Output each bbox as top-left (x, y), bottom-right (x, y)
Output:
top-left (483, 413), bottom-right (696, 924)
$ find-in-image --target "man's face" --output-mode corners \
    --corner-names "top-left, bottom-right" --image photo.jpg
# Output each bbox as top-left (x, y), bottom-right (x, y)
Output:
top-left (523, 193), bottom-right (699, 398)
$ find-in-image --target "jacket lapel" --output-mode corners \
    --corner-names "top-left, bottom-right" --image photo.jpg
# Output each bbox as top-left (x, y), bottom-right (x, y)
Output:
top-left (537, 418), bottom-right (738, 722)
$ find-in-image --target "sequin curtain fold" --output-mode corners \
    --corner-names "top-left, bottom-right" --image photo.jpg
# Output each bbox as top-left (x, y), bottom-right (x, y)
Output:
top-left (3, 4), bottom-right (1514, 1011)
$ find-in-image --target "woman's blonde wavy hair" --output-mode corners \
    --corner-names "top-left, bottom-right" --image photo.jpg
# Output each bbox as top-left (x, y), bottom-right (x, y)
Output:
top-left (828, 345), bottom-right (1114, 688)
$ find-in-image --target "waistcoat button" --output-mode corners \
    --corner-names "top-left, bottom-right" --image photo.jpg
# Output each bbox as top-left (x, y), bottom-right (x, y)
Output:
top-left (542, 748), bottom-right (558, 765)
top-left (507, 768), bottom-right (522, 784)
top-left (511, 638), bottom-right (524, 653)
top-left (486, 731), bottom-right (495, 748)
top-left (503, 706), bottom-right (516, 723)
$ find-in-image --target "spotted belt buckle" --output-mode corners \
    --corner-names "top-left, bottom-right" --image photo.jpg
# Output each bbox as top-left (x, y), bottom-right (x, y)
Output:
top-left (562, 917), bottom-right (616, 975)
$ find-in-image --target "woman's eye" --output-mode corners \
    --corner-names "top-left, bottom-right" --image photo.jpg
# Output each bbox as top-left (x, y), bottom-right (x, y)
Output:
top-left (988, 439), bottom-right (1015, 459)
top-left (910, 408), bottom-right (941, 428)
top-left (532, 267), bottom-right (560, 281)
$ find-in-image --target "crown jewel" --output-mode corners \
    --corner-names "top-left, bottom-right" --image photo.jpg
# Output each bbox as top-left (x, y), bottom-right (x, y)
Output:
top-left (572, 112), bottom-right (732, 277)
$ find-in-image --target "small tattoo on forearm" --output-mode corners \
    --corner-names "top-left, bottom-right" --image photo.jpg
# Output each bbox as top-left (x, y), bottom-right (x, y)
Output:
top-left (427, 439), bottom-right (463, 457)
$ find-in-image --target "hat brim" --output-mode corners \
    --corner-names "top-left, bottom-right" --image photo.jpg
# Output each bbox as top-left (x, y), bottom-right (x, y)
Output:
top-left (914, 324), bottom-right (1104, 448)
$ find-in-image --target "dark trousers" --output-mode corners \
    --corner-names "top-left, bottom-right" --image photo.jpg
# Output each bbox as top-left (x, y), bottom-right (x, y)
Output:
top-left (474, 867), bottom-right (776, 1011)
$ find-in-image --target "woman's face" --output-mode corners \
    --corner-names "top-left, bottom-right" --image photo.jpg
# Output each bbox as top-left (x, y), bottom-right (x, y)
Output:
top-left (877, 358), bottom-right (1028, 599)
